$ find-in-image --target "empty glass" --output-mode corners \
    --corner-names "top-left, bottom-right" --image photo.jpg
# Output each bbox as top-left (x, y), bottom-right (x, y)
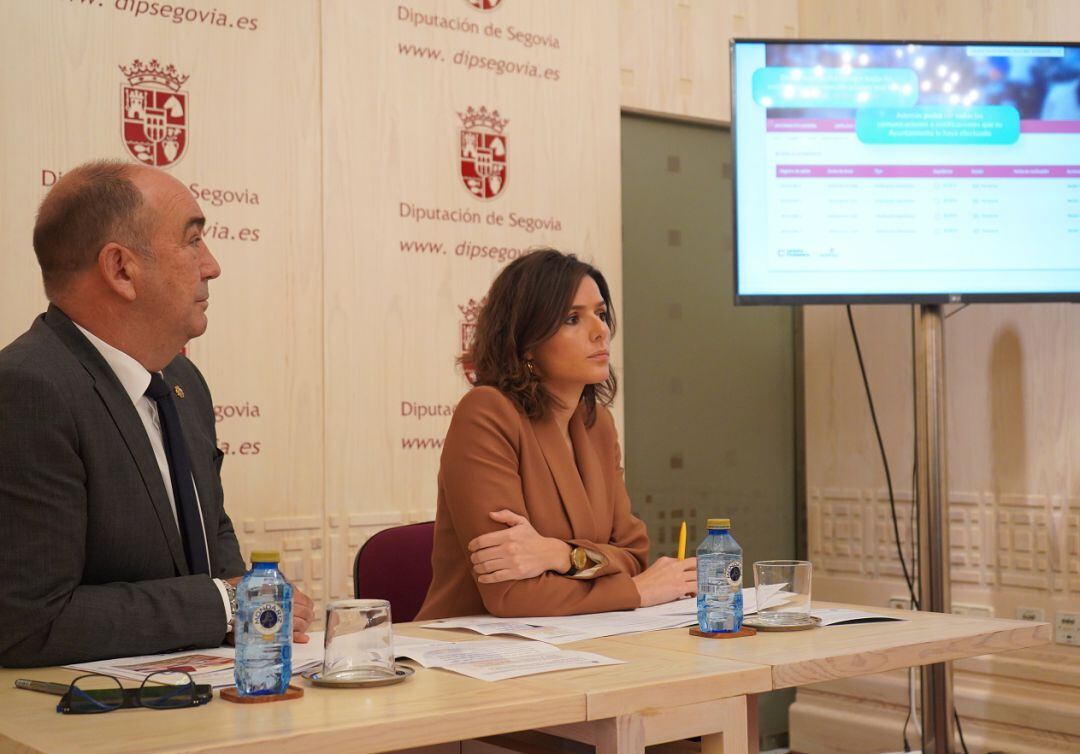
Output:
top-left (322, 599), bottom-right (395, 682)
top-left (753, 560), bottom-right (813, 627)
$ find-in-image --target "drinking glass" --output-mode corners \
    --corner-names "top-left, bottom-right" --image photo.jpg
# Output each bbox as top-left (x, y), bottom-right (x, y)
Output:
top-left (753, 560), bottom-right (812, 626)
top-left (322, 599), bottom-right (395, 681)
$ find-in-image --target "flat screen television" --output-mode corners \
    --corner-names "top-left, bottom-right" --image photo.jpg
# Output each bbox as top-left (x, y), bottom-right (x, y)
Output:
top-left (731, 39), bottom-right (1080, 304)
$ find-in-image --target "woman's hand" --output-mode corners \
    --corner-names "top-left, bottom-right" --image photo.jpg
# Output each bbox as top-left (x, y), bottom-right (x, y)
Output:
top-left (631, 556), bottom-right (697, 607)
top-left (468, 510), bottom-right (571, 584)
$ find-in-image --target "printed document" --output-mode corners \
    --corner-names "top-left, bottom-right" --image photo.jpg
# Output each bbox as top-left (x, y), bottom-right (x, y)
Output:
top-left (810, 608), bottom-right (905, 626)
top-left (394, 635), bottom-right (623, 682)
top-left (66, 638), bottom-right (324, 689)
top-left (424, 586), bottom-right (795, 644)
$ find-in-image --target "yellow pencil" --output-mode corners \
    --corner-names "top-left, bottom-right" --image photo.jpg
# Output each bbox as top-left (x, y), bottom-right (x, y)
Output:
top-left (677, 521), bottom-right (687, 560)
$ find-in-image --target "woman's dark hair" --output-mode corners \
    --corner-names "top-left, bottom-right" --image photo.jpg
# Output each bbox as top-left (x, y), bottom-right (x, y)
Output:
top-left (463, 248), bottom-right (617, 427)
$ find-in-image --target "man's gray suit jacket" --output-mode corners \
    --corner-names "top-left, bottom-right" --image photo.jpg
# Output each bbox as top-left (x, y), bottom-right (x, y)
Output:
top-left (0, 305), bottom-right (245, 667)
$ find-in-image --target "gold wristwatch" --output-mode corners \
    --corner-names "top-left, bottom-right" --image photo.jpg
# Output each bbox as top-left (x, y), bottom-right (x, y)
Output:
top-left (565, 545), bottom-right (589, 576)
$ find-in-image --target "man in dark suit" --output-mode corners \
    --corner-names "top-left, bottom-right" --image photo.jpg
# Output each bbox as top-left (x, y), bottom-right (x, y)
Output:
top-left (0, 160), bottom-right (313, 667)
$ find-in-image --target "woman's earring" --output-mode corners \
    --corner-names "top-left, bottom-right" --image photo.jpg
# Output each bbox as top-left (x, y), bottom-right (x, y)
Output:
top-left (525, 359), bottom-right (536, 375)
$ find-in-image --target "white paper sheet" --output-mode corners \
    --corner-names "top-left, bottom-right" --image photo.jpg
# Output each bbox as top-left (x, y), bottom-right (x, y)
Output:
top-left (393, 635), bottom-right (623, 681)
top-left (66, 635), bottom-right (325, 689)
top-left (631, 597), bottom-right (696, 617)
top-left (66, 630), bottom-right (625, 687)
top-left (423, 586), bottom-right (800, 644)
top-left (397, 637), bottom-right (558, 667)
top-left (810, 608), bottom-right (905, 626)
top-left (743, 583), bottom-right (796, 614)
top-left (425, 613), bottom-right (692, 644)
top-left (444, 649), bottom-right (623, 681)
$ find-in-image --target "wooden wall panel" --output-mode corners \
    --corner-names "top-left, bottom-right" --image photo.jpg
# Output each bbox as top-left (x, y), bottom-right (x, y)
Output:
top-left (321, 0), bottom-right (622, 602)
top-left (2, 0), bottom-right (623, 628)
top-left (0, 1), bottom-right (324, 603)
top-left (2, 0), bottom-right (624, 621)
top-left (794, 2), bottom-right (1080, 751)
top-left (618, 0), bottom-right (798, 122)
top-left (797, 0), bottom-right (1080, 42)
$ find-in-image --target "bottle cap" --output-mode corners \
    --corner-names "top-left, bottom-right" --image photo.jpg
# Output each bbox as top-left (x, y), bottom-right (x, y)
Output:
top-left (706, 518), bottom-right (731, 529)
top-left (250, 550), bottom-right (280, 563)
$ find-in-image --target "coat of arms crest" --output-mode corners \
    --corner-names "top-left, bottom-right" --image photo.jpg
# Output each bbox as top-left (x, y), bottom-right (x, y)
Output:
top-left (458, 297), bottom-right (487, 383)
top-left (458, 107), bottom-right (508, 200)
top-left (120, 59), bottom-right (189, 168)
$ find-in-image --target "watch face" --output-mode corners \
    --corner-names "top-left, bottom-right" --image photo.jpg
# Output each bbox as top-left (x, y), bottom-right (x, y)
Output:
top-left (571, 547), bottom-right (589, 570)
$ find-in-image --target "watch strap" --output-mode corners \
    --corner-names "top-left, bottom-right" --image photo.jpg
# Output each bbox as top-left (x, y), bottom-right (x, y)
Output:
top-left (224, 581), bottom-right (238, 629)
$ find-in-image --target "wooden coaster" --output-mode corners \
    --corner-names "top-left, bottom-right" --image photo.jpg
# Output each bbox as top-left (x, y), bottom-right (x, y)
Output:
top-left (220, 684), bottom-right (304, 704)
top-left (689, 626), bottom-right (757, 639)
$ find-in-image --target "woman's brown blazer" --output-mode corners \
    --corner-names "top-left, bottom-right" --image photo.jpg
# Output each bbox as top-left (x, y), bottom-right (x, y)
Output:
top-left (416, 386), bottom-right (649, 620)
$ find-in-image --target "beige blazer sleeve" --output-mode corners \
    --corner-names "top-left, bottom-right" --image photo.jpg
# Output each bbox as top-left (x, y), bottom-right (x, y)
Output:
top-left (417, 387), bottom-right (648, 620)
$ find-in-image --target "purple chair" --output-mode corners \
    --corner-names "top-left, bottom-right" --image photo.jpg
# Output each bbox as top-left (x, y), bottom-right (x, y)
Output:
top-left (352, 521), bottom-right (435, 623)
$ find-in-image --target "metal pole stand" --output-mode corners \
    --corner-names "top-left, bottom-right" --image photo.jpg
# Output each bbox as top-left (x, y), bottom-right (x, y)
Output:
top-left (914, 304), bottom-right (955, 753)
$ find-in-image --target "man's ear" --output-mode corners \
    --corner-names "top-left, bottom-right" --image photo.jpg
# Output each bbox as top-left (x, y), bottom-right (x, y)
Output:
top-left (97, 242), bottom-right (142, 302)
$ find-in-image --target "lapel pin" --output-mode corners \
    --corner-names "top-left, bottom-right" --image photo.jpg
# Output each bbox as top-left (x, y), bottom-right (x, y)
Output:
top-left (174, 385), bottom-right (185, 399)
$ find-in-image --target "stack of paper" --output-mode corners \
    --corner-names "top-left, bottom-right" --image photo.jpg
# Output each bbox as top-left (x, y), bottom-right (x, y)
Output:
top-left (424, 584), bottom-right (797, 644)
top-left (65, 592), bottom-right (905, 688)
top-left (67, 632), bottom-right (625, 685)
top-left (67, 641), bottom-right (325, 689)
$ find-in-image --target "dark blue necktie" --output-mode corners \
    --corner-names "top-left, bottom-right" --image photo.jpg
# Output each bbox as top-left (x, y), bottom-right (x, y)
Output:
top-left (145, 373), bottom-right (210, 575)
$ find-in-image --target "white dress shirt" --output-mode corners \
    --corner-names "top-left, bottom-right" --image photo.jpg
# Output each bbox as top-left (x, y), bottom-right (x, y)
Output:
top-left (74, 324), bottom-right (232, 630)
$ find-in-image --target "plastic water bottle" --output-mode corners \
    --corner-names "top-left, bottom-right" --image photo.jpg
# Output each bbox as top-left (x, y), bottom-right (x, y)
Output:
top-left (696, 519), bottom-right (744, 633)
top-left (234, 550), bottom-right (292, 695)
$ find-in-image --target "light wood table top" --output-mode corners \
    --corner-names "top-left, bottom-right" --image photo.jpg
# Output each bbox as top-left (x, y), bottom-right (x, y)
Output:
top-left (608, 602), bottom-right (1052, 689)
top-left (0, 658), bottom-right (583, 754)
top-left (525, 637), bottom-right (770, 720)
top-left (398, 624), bottom-right (772, 720)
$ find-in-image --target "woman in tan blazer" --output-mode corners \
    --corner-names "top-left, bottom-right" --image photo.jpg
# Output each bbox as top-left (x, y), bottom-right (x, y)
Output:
top-left (417, 249), bottom-right (697, 620)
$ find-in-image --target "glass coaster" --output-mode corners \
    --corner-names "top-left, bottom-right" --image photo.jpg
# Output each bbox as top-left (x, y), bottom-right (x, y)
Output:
top-left (302, 665), bottom-right (414, 688)
top-left (743, 613), bottom-right (821, 631)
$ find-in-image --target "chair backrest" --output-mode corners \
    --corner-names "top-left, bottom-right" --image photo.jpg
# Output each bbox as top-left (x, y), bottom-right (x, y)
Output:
top-left (352, 521), bottom-right (435, 623)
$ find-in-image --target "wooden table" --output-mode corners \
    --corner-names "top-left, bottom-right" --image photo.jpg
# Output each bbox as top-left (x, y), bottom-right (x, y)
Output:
top-left (0, 638), bottom-right (763, 754)
top-left (0, 658), bottom-right (584, 754)
top-left (608, 601), bottom-right (1051, 754)
top-left (0, 604), bottom-right (1050, 754)
top-left (609, 602), bottom-right (1050, 689)
top-left (461, 632), bottom-right (770, 754)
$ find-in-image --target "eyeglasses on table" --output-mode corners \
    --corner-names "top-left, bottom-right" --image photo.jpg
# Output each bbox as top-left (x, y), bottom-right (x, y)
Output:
top-left (16, 671), bottom-right (213, 714)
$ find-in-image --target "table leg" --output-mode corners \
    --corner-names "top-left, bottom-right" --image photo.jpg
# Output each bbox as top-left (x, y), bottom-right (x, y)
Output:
top-left (593, 714), bottom-right (645, 754)
top-left (700, 695), bottom-right (748, 754)
top-left (535, 714), bottom-right (646, 754)
top-left (539, 696), bottom-right (750, 754)
top-left (746, 693), bottom-right (759, 754)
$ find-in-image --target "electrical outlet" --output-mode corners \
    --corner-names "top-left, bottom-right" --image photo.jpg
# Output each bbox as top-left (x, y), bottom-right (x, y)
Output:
top-left (888, 597), bottom-right (909, 611)
top-left (1056, 612), bottom-right (1080, 646)
top-left (1016, 606), bottom-right (1045, 622)
top-left (953, 603), bottom-right (993, 618)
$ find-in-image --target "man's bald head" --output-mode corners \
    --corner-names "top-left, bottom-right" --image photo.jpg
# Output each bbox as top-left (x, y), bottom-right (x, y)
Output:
top-left (32, 160), bottom-right (154, 298)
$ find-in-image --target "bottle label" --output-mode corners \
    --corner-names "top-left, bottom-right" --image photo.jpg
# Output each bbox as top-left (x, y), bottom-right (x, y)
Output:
top-left (252, 603), bottom-right (285, 638)
top-left (726, 561), bottom-right (742, 588)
